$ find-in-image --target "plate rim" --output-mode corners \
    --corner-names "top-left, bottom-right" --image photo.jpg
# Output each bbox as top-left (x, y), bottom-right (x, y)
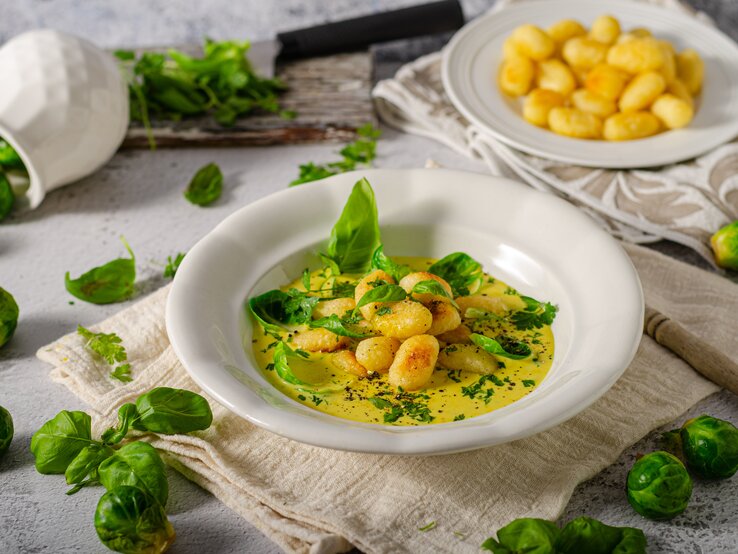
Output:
top-left (166, 168), bottom-right (644, 455)
top-left (441, 0), bottom-right (738, 168)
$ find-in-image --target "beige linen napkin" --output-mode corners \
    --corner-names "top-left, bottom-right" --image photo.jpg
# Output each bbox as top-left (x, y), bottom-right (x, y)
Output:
top-left (372, 0), bottom-right (737, 264)
top-left (37, 243), bottom-right (737, 554)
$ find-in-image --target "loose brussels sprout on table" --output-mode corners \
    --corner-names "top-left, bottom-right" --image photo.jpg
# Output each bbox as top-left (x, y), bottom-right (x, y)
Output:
top-left (679, 415), bottom-right (738, 479)
top-left (95, 485), bottom-right (175, 554)
top-left (0, 287), bottom-right (19, 348)
top-left (711, 221), bottom-right (738, 270)
top-left (627, 451), bottom-right (692, 520)
top-left (0, 405), bottom-right (13, 458)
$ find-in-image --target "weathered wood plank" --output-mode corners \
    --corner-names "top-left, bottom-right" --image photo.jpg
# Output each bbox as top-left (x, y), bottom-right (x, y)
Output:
top-left (121, 50), bottom-right (375, 148)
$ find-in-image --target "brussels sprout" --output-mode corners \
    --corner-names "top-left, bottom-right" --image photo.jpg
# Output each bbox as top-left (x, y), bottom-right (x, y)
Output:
top-left (0, 405), bottom-right (13, 458)
top-left (95, 485), bottom-right (175, 554)
top-left (0, 286), bottom-right (19, 348)
top-left (481, 517), bottom-right (559, 553)
top-left (680, 415), bottom-right (738, 479)
top-left (711, 221), bottom-right (738, 270)
top-left (627, 451), bottom-right (692, 520)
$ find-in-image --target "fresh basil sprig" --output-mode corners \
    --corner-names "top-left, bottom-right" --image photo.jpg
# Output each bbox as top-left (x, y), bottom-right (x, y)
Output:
top-left (30, 410), bottom-right (95, 474)
top-left (249, 289), bottom-right (320, 335)
top-left (98, 441), bottom-right (169, 506)
top-left (371, 244), bottom-right (411, 282)
top-left (428, 252), bottom-right (483, 297)
top-left (64, 444), bottom-right (115, 492)
top-left (184, 162), bottom-right (223, 206)
top-left (470, 333), bottom-right (532, 360)
top-left (65, 237), bottom-right (136, 305)
top-left (354, 284), bottom-right (407, 314)
top-left (309, 314), bottom-right (372, 338)
top-left (321, 178), bottom-right (381, 275)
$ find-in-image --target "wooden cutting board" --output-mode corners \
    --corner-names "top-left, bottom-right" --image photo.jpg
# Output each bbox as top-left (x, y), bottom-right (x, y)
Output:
top-left (122, 51), bottom-right (376, 148)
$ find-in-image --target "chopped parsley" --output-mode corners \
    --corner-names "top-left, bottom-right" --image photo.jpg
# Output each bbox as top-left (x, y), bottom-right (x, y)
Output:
top-left (77, 325), bottom-right (133, 382)
top-left (375, 306), bottom-right (392, 316)
top-left (461, 374), bottom-right (504, 404)
top-left (368, 390), bottom-right (434, 424)
top-left (510, 295), bottom-right (558, 331)
top-left (453, 414), bottom-right (466, 421)
top-left (522, 379), bottom-right (536, 388)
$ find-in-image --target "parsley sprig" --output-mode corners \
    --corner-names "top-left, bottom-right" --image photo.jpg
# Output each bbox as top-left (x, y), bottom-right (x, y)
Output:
top-left (289, 124), bottom-right (381, 187)
top-left (77, 326), bottom-right (132, 383)
top-left (510, 296), bottom-right (558, 331)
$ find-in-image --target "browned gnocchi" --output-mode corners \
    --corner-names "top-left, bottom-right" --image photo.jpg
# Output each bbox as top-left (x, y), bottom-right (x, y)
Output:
top-left (497, 16), bottom-right (701, 140)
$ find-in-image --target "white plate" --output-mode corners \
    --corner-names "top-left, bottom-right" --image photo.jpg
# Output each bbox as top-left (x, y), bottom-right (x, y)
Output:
top-left (166, 169), bottom-right (643, 455)
top-left (442, 0), bottom-right (738, 168)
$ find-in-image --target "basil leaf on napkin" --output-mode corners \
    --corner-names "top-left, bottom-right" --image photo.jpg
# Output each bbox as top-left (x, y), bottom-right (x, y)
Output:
top-left (132, 387), bottom-right (213, 435)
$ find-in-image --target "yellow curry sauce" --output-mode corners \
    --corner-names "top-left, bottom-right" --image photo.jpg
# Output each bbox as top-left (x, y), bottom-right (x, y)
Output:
top-left (251, 257), bottom-right (554, 426)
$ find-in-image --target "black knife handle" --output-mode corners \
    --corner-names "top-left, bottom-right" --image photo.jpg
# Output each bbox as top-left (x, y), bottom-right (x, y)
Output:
top-left (277, 0), bottom-right (464, 60)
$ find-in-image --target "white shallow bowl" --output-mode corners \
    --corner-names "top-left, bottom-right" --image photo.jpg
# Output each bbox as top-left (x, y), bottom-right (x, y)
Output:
top-left (167, 169), bottom-right (643, 455)
top-left (442, 0), bottom-right (738, 168)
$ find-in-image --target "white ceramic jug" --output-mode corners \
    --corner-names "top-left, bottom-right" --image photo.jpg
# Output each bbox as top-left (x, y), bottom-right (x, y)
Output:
top-left (0, 29), bottom-right (129, 208)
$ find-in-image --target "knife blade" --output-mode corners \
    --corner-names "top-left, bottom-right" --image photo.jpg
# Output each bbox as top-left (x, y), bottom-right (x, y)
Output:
top-left (247, 0), bottom-right (464, 78)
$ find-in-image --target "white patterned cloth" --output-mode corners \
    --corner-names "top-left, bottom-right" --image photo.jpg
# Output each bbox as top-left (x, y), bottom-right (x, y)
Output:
top-left (373, 0), bottom-right (737, 264)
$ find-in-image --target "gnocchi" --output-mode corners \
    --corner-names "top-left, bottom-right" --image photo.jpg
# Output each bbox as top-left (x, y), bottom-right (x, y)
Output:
top-left (497, 15), bottom-right (701, 140)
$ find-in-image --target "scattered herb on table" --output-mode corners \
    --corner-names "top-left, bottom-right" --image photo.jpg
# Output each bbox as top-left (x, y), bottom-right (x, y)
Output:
top-left (0, 286), bottom-right (19, 348)
top-left (65, 237), bottom-right (136, 304)
top-left (77, 325), bottom-right (132, 383)
top-left (115, 40), bottom-right (292, 149)
top-left (184, 162), bottom-right (223, 206)
top-left (418, 521), bottom-right (437, 532)
top-left (31, 387), bottom-right (213, 553)
top-left (0, 405), bottom-right (13, 458)
top-left (289, 124), bottom-right (381, 187)
top-left (163, 252), bottom-right (186, 278)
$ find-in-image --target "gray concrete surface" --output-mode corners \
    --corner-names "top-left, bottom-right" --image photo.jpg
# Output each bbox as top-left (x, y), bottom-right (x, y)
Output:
top-left (1, 1), bottom-right (737, 553)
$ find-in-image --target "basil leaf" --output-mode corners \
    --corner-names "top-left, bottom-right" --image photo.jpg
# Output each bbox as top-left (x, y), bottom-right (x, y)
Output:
top-left (428, 252), bottom-right (483, 297)
top-left (0, 172), bottom-right (14, 221)
top-left (0, 286), bottom-right (19, 349)
top-left (248, 289), bottom-right (319, 332)
top-left (411, 280), bottom-right (458, 307)
top-left (98, 441), bottom-right (169, 506)
top-left (184, 162), bottom-right (222, 206)
top-left (132, 387), bottom-right (213, 435)
top-left (65, 237), bottom-right (136, 304)
top-left (0, 139), bottom-right (25, 169)
top-left (273, 341), bottom-right (311, 387)
top-left (556, 516), bottom-right (647, 554)
top-left (31, 410), bottom-right (95, 474)
top-left (322, 178), bottom-right (381, 274)
top-left (163, 252), bottom-right (186, 279)
top-left (310, 314), bottom-right (372, 338)
top-left (511, 296), bottom-right (558, 331)
top-left (355, 284), bottom-right (407, 312)
top-left (101, 403), bottom-right (139, 445)
top-left (470, 333), bottom-right (531, 360)
top-left (370, 244), bottom-right (411, 281)
top-left (482, 518), bottom-right (560, 553)
top-left (301, 268), bottom-right (311, 291)
top-left (65, 443), bottom-right (115, 489)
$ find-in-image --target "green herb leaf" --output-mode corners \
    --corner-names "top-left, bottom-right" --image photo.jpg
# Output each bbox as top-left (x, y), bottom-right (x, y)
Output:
top-left (470, 333), bottom-right (531, 360)
top-left (355, 284), bottom-right (407, 313)
top-left (482, 518), bottom-right (560, 554)
top-left (0, 287), bottom-right (19, 349)
top-left (556, 516), bottom-right (647, 554)
top-left (428, 252), bottom-right (483, 297)
top-left (132, 387), bottom-right (213, 435)
top-left (321, 178), bottom-right (381, 274)
top-left (95, 485), bottom-right (175, 553)
top-left (411, 280), bottom-right (458, 307)
top-left (0, 172), bottom-right (14, 221)
top-left (65, 237), bottom-right (136, 304)
top-left (163, 252), bottom-right (186, 278)
top-left (110, 364), bottom-right (133, 383)
top-left (98, 441), bottom-right (169, 506)
top-left (289, 125), bottom-right (381, 187)
top-left (273, 341), bottom-right (312, 387)
top-left (301, 268), bottom-right (311, 291)
top-left (368, 391), bottom-right (434, 424)
top-left (0, 139), bottom-right (25, 170)
top-left (65, 443), bottom-right (115, 491)
top-left (310, 314), bottom-right (371, 338)
top-left (30, 410), bottom-right (95, 474)
top-left (184, 162), bottom-right (223, 206)
top-left (371, 244), bottom-right (411, 281)
top-left (510, 296), bottom-right (558, 331)
top-left (101, 403), bottom-right (139, 445)
top-left (249, 289), bottom-right (320, 333)
top-left (419, 521), bottom-right (437, 532)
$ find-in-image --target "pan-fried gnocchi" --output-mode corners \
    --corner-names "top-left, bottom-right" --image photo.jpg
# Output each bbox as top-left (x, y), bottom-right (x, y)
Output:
top-left (497, 16), bottom-right (701, 140)
top-left (252, 255), bottom-right (555, 426)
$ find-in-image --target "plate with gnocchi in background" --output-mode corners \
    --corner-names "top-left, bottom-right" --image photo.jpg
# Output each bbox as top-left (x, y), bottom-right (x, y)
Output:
top-left (442, 0), bottom-right (738, 168)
